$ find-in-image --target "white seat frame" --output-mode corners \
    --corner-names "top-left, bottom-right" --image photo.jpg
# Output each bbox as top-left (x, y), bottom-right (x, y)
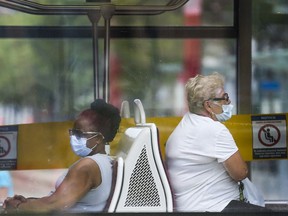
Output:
top-left (107, 99), bottom-right (173, 212)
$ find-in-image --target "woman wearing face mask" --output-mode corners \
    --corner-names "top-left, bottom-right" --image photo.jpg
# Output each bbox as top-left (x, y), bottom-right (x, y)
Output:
top-left (165, 72), bottom-right (268, 212)
top-left (3, 99), bottom-right (121, 213)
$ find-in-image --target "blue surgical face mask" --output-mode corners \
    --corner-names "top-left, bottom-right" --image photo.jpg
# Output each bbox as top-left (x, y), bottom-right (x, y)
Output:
top-left (70, 135), bottom-right (98, 157)
top-left (214, 104), bottom-right (234, 122)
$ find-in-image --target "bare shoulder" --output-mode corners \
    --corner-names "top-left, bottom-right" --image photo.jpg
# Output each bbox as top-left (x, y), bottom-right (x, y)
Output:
top-left (71, 157), bottom-right (100, 174)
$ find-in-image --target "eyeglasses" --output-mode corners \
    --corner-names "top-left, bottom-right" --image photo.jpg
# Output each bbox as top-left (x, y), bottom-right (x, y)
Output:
top-left (210, 93), bottom-right (229, 102)
top-left (69, 129), bottom-right (103, 138)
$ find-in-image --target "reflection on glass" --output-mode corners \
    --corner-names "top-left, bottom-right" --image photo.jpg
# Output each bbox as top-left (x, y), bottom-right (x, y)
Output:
top-left (10, 169), bottom-right (66, 198)
top-left (0, 0), bottom-right (233, 26)
top-left (251, 0), bottom-right (288, 201)
top-left (112, 39), bottom-right (236, 116)
top-left (0, 39), bottom-right (94, 124)
top-left (0, 38), bottom-right (236, 123)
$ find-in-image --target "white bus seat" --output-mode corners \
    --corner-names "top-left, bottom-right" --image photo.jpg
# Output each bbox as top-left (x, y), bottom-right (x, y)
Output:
top-left (132, 99), bottom-right (173, 211)
top-left (106, 157), bottom-right (124, 213)
top-left (112, 123), bottom-right (173, 212)
top-left (149, 123), bottom-right (174, 212)
top-left (133, 99), bottom-right (146, 124)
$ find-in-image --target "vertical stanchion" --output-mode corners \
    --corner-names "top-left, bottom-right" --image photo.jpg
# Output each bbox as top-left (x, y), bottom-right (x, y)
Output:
top-left (88, 10), bottom-right (101, 100)
top-left (101, 5), bottom-right (115, 103)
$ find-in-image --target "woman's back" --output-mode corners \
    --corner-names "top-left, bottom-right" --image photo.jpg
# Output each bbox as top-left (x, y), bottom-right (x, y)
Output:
top-left (166, 113), bottom-right (239, 212)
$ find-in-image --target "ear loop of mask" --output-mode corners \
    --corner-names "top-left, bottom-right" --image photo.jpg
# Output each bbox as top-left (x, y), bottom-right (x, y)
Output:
top-left (204, 101), bottom-right (214, 117)
top-left (88, 133), bottom-right (104, 150)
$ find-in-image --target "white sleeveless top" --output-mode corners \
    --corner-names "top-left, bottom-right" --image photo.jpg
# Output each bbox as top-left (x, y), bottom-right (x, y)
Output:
top-left (55, 154), bottom-right (113, 213)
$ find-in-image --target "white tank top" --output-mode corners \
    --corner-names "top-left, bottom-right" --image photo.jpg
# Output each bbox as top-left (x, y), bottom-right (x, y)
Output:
top-left (55, 154), bottom-right (113, 213)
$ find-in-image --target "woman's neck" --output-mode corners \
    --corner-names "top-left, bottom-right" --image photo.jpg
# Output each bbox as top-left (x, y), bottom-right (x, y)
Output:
top-left (194, 110), bottom-right (216, 120)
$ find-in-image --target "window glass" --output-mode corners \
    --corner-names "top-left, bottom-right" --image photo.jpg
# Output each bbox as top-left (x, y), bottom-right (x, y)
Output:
top-left (0, 0), bottom-right (233, 26)
top-left (0, 0), bottom-right (237, 203)
top-left (112, 38), bottom-right (236, 116)
top-left (0, 38), bottom-right (236, 124)
top-left (0, 37), bottom-right (236, 197)
top-left (10, 169), bottom-right (66, 198)
top-left (251, 0), bottom-right (288, 201)
top-left (0, 39), bottom-right (96, 124)
top-left (114, 0), bottom-right (233, 27)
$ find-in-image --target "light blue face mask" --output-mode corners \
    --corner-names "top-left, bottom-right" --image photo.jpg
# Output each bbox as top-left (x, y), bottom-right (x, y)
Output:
top-left (214, 104), bottom-right (234, 122)
top-left (70, 135), bottom-right (98, 157)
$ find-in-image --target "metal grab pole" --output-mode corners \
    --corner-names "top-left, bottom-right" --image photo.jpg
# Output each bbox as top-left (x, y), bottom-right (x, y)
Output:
top-left (87, 10), bottom-right (101, 100)
top-left (101, 5), bottom-right (115, 103)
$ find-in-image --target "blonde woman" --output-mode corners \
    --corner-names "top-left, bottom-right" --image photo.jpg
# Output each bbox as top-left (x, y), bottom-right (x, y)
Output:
top-left (166, 73), bottom-right (269, 212)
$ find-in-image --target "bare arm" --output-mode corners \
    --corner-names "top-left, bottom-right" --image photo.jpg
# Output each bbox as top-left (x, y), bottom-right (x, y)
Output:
top-left (223, 151), bottom-right (248, 181)
top-left (5, 158), bottom-right (101, 213)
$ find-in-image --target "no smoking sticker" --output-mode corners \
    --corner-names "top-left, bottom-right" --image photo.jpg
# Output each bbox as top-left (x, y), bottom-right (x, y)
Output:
top-left (0, 136), bottom-right (11, 158)
top-left (0, 125), bottom-right (18, 169)
top-left (252, 115), bottom-right (287, 159)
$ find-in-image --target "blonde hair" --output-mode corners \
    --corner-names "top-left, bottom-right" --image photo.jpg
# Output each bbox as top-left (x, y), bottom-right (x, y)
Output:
top-left (185, 72), bottom-right (225, 113)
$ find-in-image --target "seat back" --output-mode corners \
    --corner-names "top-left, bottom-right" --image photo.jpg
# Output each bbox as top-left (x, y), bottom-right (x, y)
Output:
top-left (107, 157), bottom-right (124, 213)
top-left (109, 99), bottom-right (173, 212)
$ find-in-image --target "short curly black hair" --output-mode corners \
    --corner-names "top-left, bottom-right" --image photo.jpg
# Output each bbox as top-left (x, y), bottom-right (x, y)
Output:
top-left (90, 99), bottom-right (121, 142)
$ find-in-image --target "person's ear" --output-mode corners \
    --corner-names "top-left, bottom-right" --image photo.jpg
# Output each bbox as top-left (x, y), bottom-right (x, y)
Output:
top-left (204, 101), bottom-right (214, 114)
top-left (203, 101), bottom-right (210, 109)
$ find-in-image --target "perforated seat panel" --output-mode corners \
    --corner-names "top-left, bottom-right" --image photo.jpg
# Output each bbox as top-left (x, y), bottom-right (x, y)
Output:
top-left (124, 146), bottom-right (161, 207)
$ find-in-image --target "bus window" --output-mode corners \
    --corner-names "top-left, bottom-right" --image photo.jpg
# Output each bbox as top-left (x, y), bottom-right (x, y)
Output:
top-left (0, 0), bottom-right (238, 206)
top-left (0, 39), bottom-right (95, 124)
top-left (0, 0), bottom-right (234, 27)
top-left (114, 0), bottom-right (234, 27)
top-left (111, 38), bottom-right (236, 116)
top-left (251, 0), bottom-right (288, 201)
top-left (10, 169), bottom-right (66, 198)
top-left (0, 38), bottom-right (236, 122)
